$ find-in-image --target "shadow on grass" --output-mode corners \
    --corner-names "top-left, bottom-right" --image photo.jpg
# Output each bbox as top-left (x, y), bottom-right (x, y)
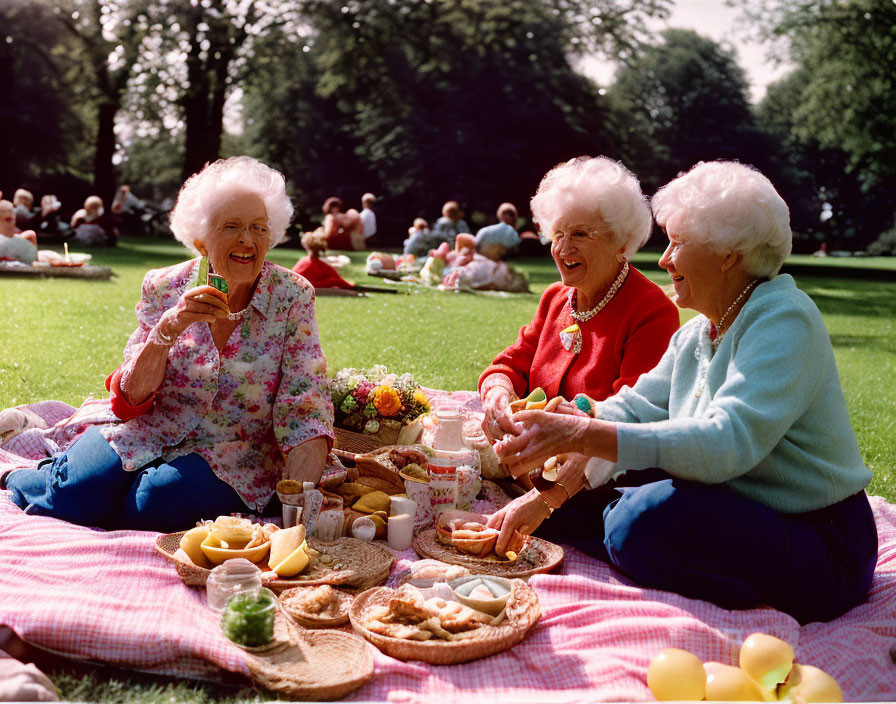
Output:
top-left (802, 289), bottom-right (896, 320)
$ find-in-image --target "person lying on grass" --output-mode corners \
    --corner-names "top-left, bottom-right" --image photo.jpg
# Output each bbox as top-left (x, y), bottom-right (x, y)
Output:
top-left (490, 161), bottom-right (877, 625)
top-left (3, 156), bottom-right (333, 532)
top-left (478, 156), bottom-right (680, 494)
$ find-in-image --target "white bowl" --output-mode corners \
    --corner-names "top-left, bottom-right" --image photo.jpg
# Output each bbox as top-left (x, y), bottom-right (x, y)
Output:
top-left (449, 575), bottom-right (512, 616)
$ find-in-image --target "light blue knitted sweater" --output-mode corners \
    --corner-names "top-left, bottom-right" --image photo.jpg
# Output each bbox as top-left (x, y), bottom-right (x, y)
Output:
top-left (593, 274), bottom-right (872, 513)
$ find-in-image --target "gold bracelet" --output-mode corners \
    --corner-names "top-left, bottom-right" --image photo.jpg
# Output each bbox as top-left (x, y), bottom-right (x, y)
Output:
top-left (535, 491), bottom-right (554, 518)
top-left (555, 481), bottom-right (571, 501)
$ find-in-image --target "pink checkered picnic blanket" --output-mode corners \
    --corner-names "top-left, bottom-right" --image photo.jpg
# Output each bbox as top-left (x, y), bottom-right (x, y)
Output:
top-left (1, 394), bottom-right (895, 700)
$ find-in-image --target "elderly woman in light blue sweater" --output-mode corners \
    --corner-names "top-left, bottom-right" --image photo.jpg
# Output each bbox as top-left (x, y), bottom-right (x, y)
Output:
top-left (492, 161), bottom-right (877, 624)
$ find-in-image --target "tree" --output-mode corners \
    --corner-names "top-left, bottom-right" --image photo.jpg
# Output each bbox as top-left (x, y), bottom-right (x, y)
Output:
top-left (44, 0), bottom-right (147, 202)
top-left (0, 0), bottom-right (90, 194)
top-left (732, 0), bottom-right (896, 190)
top-left (608, 28), bottom-right (774, 195)
top-left (244, 0), bottom-right (671, 236)
top-left (758, 68), bottom-right (895, 250)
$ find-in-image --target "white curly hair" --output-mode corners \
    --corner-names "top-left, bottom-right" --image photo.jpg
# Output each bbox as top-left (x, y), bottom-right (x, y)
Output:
top-left (652, 161), bottom-right (792, 278)
top-left (169, 156), bottom-right (293, 252)
top-left (530, 156), bottom-right (652, 260)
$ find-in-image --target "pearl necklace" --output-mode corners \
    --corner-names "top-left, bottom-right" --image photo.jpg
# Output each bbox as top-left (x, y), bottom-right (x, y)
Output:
top-left (568, 260), bottom-right (629, 323)
top-left (694, 279), bottom-right (760, 398)
top-left (712, 279), bottom-right (759, 349)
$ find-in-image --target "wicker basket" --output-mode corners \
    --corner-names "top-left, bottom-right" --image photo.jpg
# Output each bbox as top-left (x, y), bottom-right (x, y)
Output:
top-left (242, 603), bottom-right (373, 699)
top-left (279, 586), bottom-right (353, 628)
top-left (349, 580), bottom-right (540, 664)
top-left (413, 529), bottom-right (564, 579)
top-left (155, 532), bottom-right (393, 593)
top-left (334, 417), bottom-right (424, 454)
top-left (334, 427), bottom-right (383, 454)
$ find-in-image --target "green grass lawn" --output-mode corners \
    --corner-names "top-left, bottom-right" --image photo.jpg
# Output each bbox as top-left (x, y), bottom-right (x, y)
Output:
top-left (1, 238), bottom-right (895, 700)
top-left (1, 238), bottom-right (894, 499)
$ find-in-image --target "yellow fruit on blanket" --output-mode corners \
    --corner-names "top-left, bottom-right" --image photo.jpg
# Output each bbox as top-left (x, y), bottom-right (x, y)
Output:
top-left (777, 663), bottom-right (842, 703)
top-left (704, 662), bottom-right (774, 701)
top-left (179, 525), bottom-right (212, 568)
top-left (270, 541), bottom-right (310, 577)
top-left (740, 633), bottom-right (794, 690)
top-left (647, 648), bottom-right (706, 701)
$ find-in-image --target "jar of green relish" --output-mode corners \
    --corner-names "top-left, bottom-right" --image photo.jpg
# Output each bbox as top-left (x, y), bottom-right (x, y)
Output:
top-left (221, 587), bottom-right (276, 647)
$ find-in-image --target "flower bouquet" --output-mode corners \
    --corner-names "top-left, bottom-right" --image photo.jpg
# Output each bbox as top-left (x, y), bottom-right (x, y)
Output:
top-left (331, 365), bottom-right (431, 449)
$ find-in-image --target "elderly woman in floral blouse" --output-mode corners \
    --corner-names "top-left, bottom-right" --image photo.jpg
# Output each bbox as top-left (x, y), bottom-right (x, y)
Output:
top-left (3, 157), bottom-right (333, 532)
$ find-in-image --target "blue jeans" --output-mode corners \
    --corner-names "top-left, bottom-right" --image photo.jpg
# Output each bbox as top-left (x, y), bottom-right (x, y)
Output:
top-left (6, 426), bottom-right (248, 532)
top-left (536, 475), bottom-right (878, 624)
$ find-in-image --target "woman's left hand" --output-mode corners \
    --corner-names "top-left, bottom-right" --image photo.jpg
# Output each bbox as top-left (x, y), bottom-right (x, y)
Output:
top-left (494, 410), bottom-right (593, 478)
top-left (487, 489), bottom-right (552, 557)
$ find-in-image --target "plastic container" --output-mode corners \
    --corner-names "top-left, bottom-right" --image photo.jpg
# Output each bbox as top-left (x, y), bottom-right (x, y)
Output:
top-left (427, 404), bottom-right (473, 518)
top-left (297, 481), bottom-right (324, 537)
top-left (220, 586), bottom-right (276, 647)
top-left (206, 558), bottom-right (263, 613)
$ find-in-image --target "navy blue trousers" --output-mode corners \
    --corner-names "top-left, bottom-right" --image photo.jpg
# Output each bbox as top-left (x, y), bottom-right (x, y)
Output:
top-left (6, 426), bottom-right (248, 532)
top-left (536, 472), bottom-right (877, 624)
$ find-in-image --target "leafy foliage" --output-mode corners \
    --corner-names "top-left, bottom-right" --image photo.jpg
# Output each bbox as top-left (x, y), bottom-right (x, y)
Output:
top-left (608, 28), bottom-right (775, 194)
top-left (733, 0), bottom-right (896, 188)
top-left (244, 0), bottom-right (671, 237)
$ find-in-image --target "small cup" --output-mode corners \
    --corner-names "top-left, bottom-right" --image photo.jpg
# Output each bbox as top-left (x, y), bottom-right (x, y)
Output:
top-left (389, 495), bottom-right (416, 517)
top-left (387, 514), bottom-right (414, 551)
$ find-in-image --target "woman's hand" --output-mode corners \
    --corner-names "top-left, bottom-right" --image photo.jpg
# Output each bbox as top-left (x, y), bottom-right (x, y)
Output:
top-left (494, 410), bottom-right (593, 478)
top-left (487, 489), bottom-right (552, 557)
top-left (481, 386), bottom-right (523, 443)
top-left (158, 284), bottom-right (231, 340)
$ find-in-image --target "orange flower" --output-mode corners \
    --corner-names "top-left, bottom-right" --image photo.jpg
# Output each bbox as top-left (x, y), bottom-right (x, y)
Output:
top-left (373, 385), bottom-right (402, 416)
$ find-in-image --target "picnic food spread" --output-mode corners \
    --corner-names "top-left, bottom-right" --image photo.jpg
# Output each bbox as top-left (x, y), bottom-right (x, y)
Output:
top-left (648, 633), bottom-right (843, 702)
top-left (436, 509), bottom-right (525, 561)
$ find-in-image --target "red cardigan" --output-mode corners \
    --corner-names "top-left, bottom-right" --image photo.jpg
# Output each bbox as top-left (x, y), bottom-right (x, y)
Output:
top-left (479, 267), bottom-right (680, 403)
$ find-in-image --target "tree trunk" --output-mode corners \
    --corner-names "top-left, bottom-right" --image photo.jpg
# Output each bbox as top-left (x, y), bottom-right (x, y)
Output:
top-left (93, 100), bottom-right (119, 204)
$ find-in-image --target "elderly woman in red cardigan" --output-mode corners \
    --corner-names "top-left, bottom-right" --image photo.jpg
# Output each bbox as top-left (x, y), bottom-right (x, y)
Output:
top-left (478, 156), bottom-right (679, 511)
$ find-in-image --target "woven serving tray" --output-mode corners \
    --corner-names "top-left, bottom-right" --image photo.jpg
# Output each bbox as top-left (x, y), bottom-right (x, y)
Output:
top-left (412, 529), bottom-right (564, 579)
top-left (349, 580), bottom-right (540, 664)
top-left (241, 602), bottom-right (373, 699)
top-left (279, 586), bottom-right (353, 628)
top-left (155, 532), bottom-right (393, 593)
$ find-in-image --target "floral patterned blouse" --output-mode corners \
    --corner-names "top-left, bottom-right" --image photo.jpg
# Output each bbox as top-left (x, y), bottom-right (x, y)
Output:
top-left (101, 258), bottom-right (334, 511)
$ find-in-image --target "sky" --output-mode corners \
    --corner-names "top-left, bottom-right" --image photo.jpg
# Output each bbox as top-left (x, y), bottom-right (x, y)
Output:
top-left (579, 0), bottom-right (793, 103)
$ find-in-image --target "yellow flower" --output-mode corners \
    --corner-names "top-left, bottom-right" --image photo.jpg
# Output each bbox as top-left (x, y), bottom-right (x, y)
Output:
top-left (413, 389), bottom-right (430, 409)
top-left (373, 386), bottom-right (402, 416)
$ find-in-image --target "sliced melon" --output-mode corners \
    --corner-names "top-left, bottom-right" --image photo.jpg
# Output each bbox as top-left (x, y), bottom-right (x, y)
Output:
top-left (270, 541), bottom-right (310, 577)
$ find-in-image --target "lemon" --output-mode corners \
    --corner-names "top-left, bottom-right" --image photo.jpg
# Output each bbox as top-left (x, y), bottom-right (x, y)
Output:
top-left (270, 541), bottom-right (310, 577)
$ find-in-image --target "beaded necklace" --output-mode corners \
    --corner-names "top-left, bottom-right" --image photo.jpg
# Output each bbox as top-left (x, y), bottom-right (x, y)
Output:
top-left (693, 279), bottom-right (759, 398)
top-left (560, 261), bottom-right (629, 355)
top-left (568, 260), bottom-right (629, 323)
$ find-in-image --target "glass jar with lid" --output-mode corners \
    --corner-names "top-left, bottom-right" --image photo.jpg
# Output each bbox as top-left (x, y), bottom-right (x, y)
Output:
top-left (205, 558), bottom-right (263, 612)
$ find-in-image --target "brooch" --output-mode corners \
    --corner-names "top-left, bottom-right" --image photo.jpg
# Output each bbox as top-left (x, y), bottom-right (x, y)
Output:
top-left (559, 323), bottom-right (581, 354)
